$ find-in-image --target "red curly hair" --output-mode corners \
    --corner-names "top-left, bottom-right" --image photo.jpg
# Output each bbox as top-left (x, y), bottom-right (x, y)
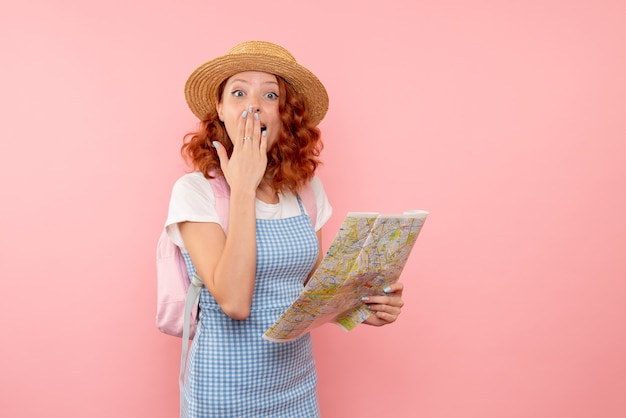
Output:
top-left (181, 76), bottom-right (323, 194)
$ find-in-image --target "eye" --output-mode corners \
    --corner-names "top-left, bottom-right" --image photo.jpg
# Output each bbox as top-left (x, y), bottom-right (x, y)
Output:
top-left (232, 90), bottom-right (245, 97)
top-left (265, 92), bottom-right (279, 100)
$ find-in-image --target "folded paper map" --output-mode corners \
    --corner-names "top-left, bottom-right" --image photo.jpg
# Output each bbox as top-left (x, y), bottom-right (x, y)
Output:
top-left (263, 210), bottom-right (429, 342)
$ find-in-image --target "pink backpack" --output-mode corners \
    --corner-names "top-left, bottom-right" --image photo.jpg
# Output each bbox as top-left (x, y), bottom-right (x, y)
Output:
top-left (155, 176), bottom-right (230, 341)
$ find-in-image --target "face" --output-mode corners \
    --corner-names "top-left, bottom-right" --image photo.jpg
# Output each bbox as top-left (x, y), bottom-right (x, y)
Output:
top-left (216, 71), bottom-right (281, 147)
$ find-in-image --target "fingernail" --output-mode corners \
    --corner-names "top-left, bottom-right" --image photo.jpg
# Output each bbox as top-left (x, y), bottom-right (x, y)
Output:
top-left (262, 130), bottom-right (267, 137)
top-left (361, 296), bottom-right (369, 301)
top-left (249, 106), bottom-right (253, 112)
top-left (383, 286), bottom-right (392, 293)
top-left (254, 113), bottom-right (259, 121)
top-left (242, 110), bottom-right (248, 118)
top-left (212, 141), bottom-right (220, 149)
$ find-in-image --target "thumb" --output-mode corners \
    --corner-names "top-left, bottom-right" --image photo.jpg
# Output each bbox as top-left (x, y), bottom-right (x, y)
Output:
top-left (212, 141), bottom-right (229, 169)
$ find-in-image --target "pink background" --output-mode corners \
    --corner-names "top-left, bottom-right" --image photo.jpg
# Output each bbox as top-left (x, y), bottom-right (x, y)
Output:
top-left (2, 0), bottom-right (625, 417)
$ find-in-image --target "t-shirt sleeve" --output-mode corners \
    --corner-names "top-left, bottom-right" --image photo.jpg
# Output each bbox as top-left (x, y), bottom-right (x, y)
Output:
top-left (165, 173), bottom-right (222, 249)
top-left (310, 176), bottom-right (332, 231)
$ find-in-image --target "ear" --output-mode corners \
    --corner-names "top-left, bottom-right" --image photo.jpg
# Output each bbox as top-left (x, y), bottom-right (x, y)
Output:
top-left (216, 102), bottom-right (224, 121)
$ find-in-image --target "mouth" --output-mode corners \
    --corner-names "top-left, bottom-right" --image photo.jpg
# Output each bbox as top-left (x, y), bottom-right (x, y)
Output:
top-left (260, 126), bottom-right (267, 134)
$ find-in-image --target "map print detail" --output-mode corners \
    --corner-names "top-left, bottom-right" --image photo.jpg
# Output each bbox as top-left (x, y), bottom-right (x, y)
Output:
top-left (263, 210), bottom-right (429, 342)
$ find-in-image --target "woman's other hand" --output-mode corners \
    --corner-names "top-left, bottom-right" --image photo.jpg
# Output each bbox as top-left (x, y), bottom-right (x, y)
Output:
top-left (362, 282), bottom-right (405, 326)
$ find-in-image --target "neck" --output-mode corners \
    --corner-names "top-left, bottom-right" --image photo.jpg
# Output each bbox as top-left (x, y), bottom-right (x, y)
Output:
top-left (256, 180), bottom-right (279, 204)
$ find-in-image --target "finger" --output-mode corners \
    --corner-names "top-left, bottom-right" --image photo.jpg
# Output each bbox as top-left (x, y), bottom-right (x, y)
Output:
top-left (370, 302), bottom-right (400, 319)
top-left (259, 127), bottom-right (268, 154)
top-left (363, 305), bottom-right (401, 327)
top-left (250, 111), bottom-right (264, 153)
top-left (376, 310), bottom-right (398, 323)
top-left (363, 309), bottom-right (397, 326)
top-left (243, 106), bottom-right (255, 145)
top-left (367, 302), bottom-right (401, 316)
top-left (232, 108), bottom-right (249, 150)
top-left (251, 110), bottom-right (267, 157)
top-left (252, 111), bottom-right (261, 138)
top-left (364, 294), bottom-right (404, 308)
top-left (212, 141), bottom-right (229, 170)
top-left (383, 282), bottom-right (404, 295)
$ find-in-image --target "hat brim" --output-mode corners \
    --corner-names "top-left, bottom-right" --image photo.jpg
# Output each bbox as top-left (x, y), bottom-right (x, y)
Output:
top-left (184, 53), bottom-right (329, 125)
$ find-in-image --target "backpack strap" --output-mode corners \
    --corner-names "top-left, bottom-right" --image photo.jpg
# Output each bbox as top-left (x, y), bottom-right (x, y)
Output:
top-left (208, 175), bottom-right (231, 234)
top-left (179, 273), bottom-right (202, 410)
top-left (299, 181), bottom-right (318, 230)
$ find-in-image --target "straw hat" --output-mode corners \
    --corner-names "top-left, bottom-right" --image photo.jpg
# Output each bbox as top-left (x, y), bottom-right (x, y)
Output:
top-left (184, 41), bottom-right (329, 125)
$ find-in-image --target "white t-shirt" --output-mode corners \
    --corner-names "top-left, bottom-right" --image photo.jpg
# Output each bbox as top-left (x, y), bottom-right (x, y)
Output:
top-left (165, 172), bottom-right (333, 251)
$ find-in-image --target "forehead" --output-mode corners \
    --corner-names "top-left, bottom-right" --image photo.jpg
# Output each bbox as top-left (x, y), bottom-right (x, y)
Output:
top-left (225, 71), bottom-right (278, 85)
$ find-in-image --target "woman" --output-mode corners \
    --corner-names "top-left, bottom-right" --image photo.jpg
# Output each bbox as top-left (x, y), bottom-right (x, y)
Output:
top-left (166, 41), bottom-right (405, 417)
